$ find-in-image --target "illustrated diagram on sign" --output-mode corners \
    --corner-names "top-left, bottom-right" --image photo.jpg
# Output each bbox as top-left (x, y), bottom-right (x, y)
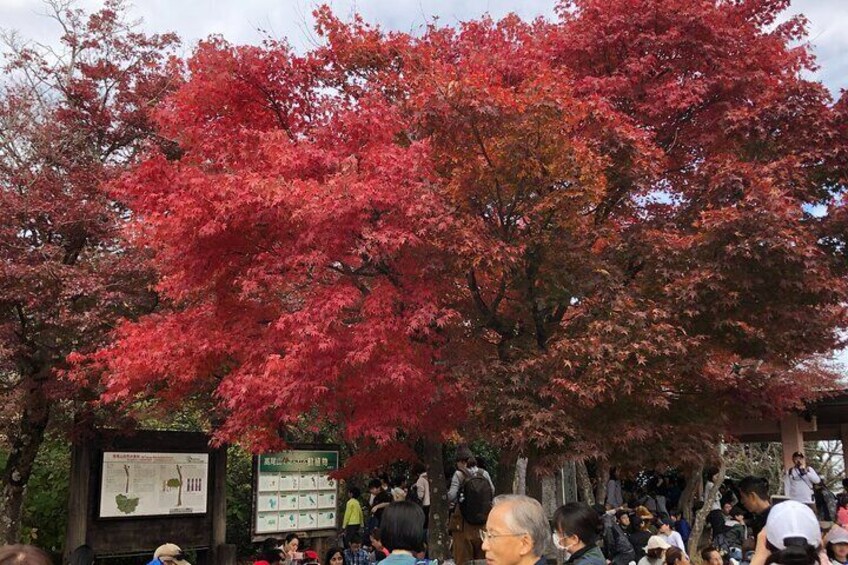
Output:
top-left (99, 452), bottom-right (209, 518)
top-left (254, 450), bottom-right (340, 535)
top-left (115, 464), bottom-right (140, 514)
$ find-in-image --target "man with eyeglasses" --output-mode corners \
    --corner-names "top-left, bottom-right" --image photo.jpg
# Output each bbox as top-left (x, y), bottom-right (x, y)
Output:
top-left (480, 495), bottom-right (550, 565)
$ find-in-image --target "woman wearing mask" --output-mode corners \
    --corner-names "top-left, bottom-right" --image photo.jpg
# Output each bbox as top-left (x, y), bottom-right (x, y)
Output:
top-left (552, 502), bottom-right (606, 565)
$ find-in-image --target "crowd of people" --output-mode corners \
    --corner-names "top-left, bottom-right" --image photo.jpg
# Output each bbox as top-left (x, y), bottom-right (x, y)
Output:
top-left (4, 449), bottom-right (848, 565)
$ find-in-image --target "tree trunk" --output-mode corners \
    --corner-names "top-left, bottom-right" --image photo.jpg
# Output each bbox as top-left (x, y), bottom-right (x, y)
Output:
top-left (176, 465), bottom-right (184, 507)
top-left (688, 458), bottom-right (726, 558)
top-left (494, 451), bottom-right (517, 495)
top-left (679, 462), bottom-right (703, 524)
top-left (526, 454), bottom-right (543, 503)
top-left (0, 376), bottom-right (51, 544)
top-left (423, 440), bottom-right (450, 561)
top-left (576, 460), bottom-right (595, 505)
top-left (595, 460), bottom-right (610, 506)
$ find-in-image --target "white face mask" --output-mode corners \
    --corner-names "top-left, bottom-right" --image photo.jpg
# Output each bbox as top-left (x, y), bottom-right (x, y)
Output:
top-left (553, 532), bottom-right (578, 560)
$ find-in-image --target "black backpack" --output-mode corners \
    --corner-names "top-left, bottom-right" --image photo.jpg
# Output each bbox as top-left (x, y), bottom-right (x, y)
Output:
top-left (407, 481), bottom-right (422, 505)
top-left (459, 469), bottom-right (493, 525)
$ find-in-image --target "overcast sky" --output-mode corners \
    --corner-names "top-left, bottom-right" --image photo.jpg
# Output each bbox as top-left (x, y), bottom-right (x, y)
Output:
top-left (1, 0), bottom-right (847, 96)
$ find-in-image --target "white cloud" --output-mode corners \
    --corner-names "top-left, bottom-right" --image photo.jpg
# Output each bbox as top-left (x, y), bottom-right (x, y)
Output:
top-left (2, 1), bottom-right (844, 94)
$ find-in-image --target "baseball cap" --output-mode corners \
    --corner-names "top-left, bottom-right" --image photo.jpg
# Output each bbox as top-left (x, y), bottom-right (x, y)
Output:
top-left (645, 536), bottom-right (672, 551)
top-left (154, 543), bottom-right (191, 565)
top-left (827, 525), bottom-right (848, 545)
top-left (765, 501), bottom-right (821, 550)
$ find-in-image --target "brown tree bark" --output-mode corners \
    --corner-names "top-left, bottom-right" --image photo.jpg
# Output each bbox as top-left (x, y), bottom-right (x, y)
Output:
top-left (494, 451), bottom-right (517, 495)
top-left (423, 440), bottom-right (450, 561)
top-left (679, 462), bottom-right (704, 524)
top-left (595, 460), bottom-right (610, 506)
top-left (576, 459), bottom-right (595, 505)
top-left (688, 458), bottom-right (726, 558)
top-left (0, 374), bottom-right (50, 544)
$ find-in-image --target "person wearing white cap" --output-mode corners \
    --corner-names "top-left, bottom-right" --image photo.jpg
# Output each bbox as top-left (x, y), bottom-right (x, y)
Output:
top-left (750, 500), bottom-right (825, 565)
top-left (637, 536), bottom-right (671, 565)
top-left (149, 543), bottom-right (192, 565)
top-left (825, 525), bottom-right (848, 565)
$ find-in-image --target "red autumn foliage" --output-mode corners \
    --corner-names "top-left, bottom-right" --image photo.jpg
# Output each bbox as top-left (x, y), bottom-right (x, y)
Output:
top-left (72, 0), bottom-right (847, 472)
top-left (0, 0), bottom-right (179, 541)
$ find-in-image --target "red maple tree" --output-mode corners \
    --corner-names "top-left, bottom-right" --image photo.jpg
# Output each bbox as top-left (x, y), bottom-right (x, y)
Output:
top-left (76, 0), bottom-right (846, 496)
top-left (0, 0), bottom-right (178, 542)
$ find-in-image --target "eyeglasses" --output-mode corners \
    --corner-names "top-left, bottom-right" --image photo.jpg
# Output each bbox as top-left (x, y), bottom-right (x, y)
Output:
top-left (479, 530), bottom-right (527, 543)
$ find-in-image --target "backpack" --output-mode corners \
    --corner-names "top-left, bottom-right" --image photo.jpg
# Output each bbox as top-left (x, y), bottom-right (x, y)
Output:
top-left (459, 469), bottom-right (493, 525)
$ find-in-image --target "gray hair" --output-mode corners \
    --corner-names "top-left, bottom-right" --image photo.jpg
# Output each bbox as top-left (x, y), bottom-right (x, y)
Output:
top-left (493, 494), bottom-right (551, 557)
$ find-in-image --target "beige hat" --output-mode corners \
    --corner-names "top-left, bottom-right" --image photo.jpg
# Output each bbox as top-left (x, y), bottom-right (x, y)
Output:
top-left (644, 536), bottom-right (672, 551)
top-left (827, 525), bottom-right (848, 545)
top-left (154, 543), bottom-right (191, 565)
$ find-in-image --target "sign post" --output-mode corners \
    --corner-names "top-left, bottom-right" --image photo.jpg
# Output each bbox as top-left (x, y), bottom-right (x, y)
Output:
top-left (252, 447), bottom-right (341, 542)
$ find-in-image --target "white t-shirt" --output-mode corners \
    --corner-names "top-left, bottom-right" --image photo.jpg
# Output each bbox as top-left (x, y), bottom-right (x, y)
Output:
top-left (415, 473), bottom-right (431, 506)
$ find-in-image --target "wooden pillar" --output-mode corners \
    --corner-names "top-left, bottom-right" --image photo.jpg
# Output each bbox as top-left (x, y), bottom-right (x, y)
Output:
top-left (841, 424), bottom-right (848, 476)
top-left (65, 441), bottom-right (91, 560)
top-left (210, 446), bottom-right (233, 565)
top-left (780, 415), bottom-right (805, 471)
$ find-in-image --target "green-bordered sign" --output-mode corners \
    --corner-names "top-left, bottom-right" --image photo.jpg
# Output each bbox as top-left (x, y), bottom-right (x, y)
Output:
top-left (258, 450), bottom-right (338, 473)
top-left (253, 447), bottom-right (341, 537)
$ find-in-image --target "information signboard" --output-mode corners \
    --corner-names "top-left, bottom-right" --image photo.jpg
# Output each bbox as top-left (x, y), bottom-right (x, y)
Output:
top-left (254, 449), bottom-right (340, 535)
top-left (98, 451), bottom-right (209, 518)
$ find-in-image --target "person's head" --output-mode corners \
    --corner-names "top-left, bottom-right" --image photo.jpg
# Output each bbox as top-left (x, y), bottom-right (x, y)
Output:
top-left (154, 544), bottom-right (192, 565)
top-left (706, 467), bottom-right (719, 482)
top-left (669, 510), bottom-right (681, 522)
top-left (482, 495), bottom-right (550, 565)
top-left (411, 462), bottom-right (426, 476)
top-left (283, 533), bottom-right (300, 554)
top-left (764, 500), bottom-right (821, 565)
top-left (380, 474), bottom-right (390, 489)
top-left (657, 519), bottom-right (672, 534)
top-left (721, 501), bottom-right (733, 515)
top-left (370, 529), bottom-right (385, 551)
top-left (324, 548), bottom-right (344, 565)
top-left (303, 550), bottom-right (319, 565)
top-left (792, 452), bottom-right (805, 467)
top-left (645, 536), bottom-right (671, 561)
top-left (730, 506), bottom-right (746, 523)
top-left (738, 476), bottom-right (770, 512)
top-left (455, 446), bottom-right (474, 469)
top-left (69, 544), bottom-right (96, 565)
top-left (839, 493), bottom-right (848, 511)
top-left (553, 502), bottom-right (600, 555)
top-left (610, 467), bottom-right (618, 480)
top-left (349, 486), bottom-right (361, 500)
top-left (381, 501), bottom-right (425, 552)
top-left (368, 478), bottom-right (382, 495)
top-left (665, 547), bottom-right (689, 565)
top-left (616, 509), bottom-right (631, 528)
top-left (348, 534), bottom-right (363, 553)
top-left (0, 545), bottom-right (52, 565)
top-left (826, 525), bottom-right (848, 563)
top-left (701, 547), bottom-right (723, 565)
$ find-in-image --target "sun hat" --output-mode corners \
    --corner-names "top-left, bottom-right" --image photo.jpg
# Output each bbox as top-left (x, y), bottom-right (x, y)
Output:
top-left (765, 500), bottom-right (821, 550)
top-left (826, 525), bottom-right (848, 545)
top-left (645, 536), bottom-right (672, 551)
top-left (154, 543), bottom-right (191, 565)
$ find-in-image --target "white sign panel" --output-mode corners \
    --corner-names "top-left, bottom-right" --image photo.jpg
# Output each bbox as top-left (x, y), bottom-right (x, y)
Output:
top-left (99, 452), bottom-right (209, 518)
top-left (254, 450), bottom-right (339, 535)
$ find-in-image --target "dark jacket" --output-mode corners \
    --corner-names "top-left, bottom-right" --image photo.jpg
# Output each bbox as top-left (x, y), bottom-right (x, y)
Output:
top-left (568, 546), bottom-right (607, 565)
